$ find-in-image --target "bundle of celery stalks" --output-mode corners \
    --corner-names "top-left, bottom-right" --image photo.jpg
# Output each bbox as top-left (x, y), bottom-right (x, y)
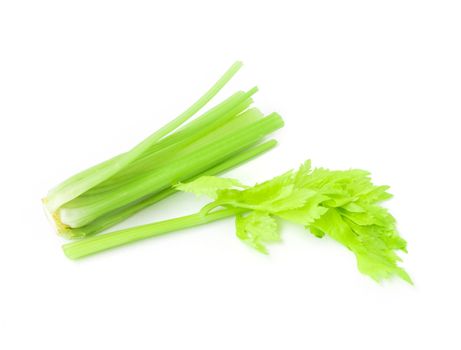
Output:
top-left (44, 61), bottom-right (410, 283)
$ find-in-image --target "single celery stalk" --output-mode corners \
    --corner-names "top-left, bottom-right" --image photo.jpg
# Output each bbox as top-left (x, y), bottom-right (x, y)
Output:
top-left (63, 208), bottom-right (247, 259)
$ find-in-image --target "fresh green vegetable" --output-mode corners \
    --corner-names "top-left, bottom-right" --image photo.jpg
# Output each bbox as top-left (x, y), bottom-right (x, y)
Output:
top-left (63, 160), bottom-right (411, 284)
top-left (61, 140), bottom-right (277, 238)
top-left (43, 62), bottom-right (283, 238)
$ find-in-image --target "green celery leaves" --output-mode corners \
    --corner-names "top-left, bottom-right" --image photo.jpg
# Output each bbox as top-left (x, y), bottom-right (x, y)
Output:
top-left (236, 211), bottom-right (280, 254)
top-left (176, 160), bottom-right (411, 283)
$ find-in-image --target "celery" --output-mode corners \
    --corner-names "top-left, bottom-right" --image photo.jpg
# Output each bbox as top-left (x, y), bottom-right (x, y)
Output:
top-left (63, 160), bottom-right (411, 285)
top-left (44, 62), bottom-right (283, 238)
top-left (58, 113), bottom-right (283, 227)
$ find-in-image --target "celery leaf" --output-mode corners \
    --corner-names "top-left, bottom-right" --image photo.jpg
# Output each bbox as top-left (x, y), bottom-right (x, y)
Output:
top-left (235, 211), bottom-right (280, 254)
top-left (177, 160), bottom-right (411, 283)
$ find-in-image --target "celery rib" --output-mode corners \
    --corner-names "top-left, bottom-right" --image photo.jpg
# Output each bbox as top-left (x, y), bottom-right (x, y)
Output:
top-left (63, 208), bottom-right (247, 259)
top-left (45, 61), bottom-right (284, 242)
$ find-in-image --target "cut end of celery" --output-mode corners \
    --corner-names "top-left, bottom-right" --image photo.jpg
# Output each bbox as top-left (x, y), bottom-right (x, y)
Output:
top-left (42, 196), bottom-right (54, 213)
top-left (62, 245), bottom-right (80, 260)
top-left (246, 86), bottom-right (259, 96)
top-left (42, 198), bottom-right (83, 239)
top-left (232, 60), bottom-right (244, 70)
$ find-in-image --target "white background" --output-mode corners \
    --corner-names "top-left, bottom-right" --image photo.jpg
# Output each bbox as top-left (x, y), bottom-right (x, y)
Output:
top-left (1, 1), bottom-right (460, 349)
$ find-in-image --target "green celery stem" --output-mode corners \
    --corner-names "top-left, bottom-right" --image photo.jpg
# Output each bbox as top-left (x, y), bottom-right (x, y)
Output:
top-left (59, 113), bottom-right (283, 227)
top-left (63, 208), bottom-right (247, 259)
top-left (64, 140), bottom-right (277, 238)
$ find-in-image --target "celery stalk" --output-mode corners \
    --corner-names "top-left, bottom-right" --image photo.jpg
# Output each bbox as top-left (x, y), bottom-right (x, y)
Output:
top-left (63, 208), bottom-right (247, 259)
top-left (61, 140), bottom-right (277, 238)
top-left (45, 61), bottom-right (243, 212)
top-left (45, 61), bottom-right (284, 239)
top-left (58, 114), bottom-right (283, 227)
